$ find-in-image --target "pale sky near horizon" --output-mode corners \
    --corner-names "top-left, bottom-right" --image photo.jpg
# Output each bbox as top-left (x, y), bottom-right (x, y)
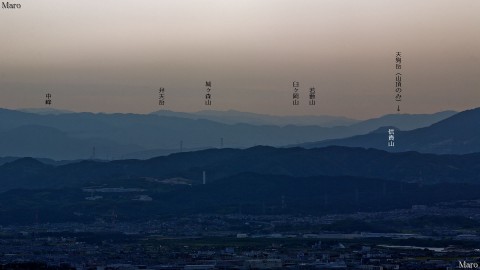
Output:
top-left (0, 0), bottom-right (478, 119)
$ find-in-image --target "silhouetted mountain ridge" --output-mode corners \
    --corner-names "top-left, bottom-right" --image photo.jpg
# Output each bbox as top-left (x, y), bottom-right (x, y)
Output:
top-left (152, 109), bottom-right (359, 127)
top-left (0, 125), bottom-right (143, 160)
top-left (0, 108), bottom-right (457, 159)
top-left (301, 107), bottom-right (480, 154)
top-left (1, 146), bottom-right (480, 192)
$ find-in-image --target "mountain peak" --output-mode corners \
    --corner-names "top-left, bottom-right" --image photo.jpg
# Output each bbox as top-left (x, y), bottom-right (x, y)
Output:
top-left (301, 107), bottom-right (480, 155)
top-left (2, 157), bottom-right (48, 169)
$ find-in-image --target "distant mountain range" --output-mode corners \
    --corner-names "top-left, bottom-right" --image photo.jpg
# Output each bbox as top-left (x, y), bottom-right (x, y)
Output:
top-left (0, 107), bottom-right (476, 225)
top-left (0, 108), bottom-right (456, 160)
top-left (301, 107), bottom-right (480, 154)
top-left (152, 109), bottom-right (360, 127)
top-left (0, 156), bottom-right (76, 167)
top-left (18, 108), bottom-right (74, 115)
top-left (0, 125), bottom-right (142, 160)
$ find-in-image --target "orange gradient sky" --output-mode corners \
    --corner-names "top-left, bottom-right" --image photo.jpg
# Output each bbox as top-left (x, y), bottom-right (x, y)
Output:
top-left (0, 0), bottom-right (479, 119)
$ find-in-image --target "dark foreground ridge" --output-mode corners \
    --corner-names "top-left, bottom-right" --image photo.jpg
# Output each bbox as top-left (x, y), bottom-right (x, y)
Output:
top-left (1, 146), bottom-right (480, 193)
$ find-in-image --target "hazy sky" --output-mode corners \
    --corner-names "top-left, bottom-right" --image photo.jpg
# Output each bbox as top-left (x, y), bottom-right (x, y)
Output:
top-left (0, 0), bottom-right (478, 119)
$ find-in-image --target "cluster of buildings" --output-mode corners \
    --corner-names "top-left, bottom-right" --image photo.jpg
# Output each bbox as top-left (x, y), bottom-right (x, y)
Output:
top-left (0, 234), bottom-right (475, 269)
top-left (2, 200), bottom-right (480, 269)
